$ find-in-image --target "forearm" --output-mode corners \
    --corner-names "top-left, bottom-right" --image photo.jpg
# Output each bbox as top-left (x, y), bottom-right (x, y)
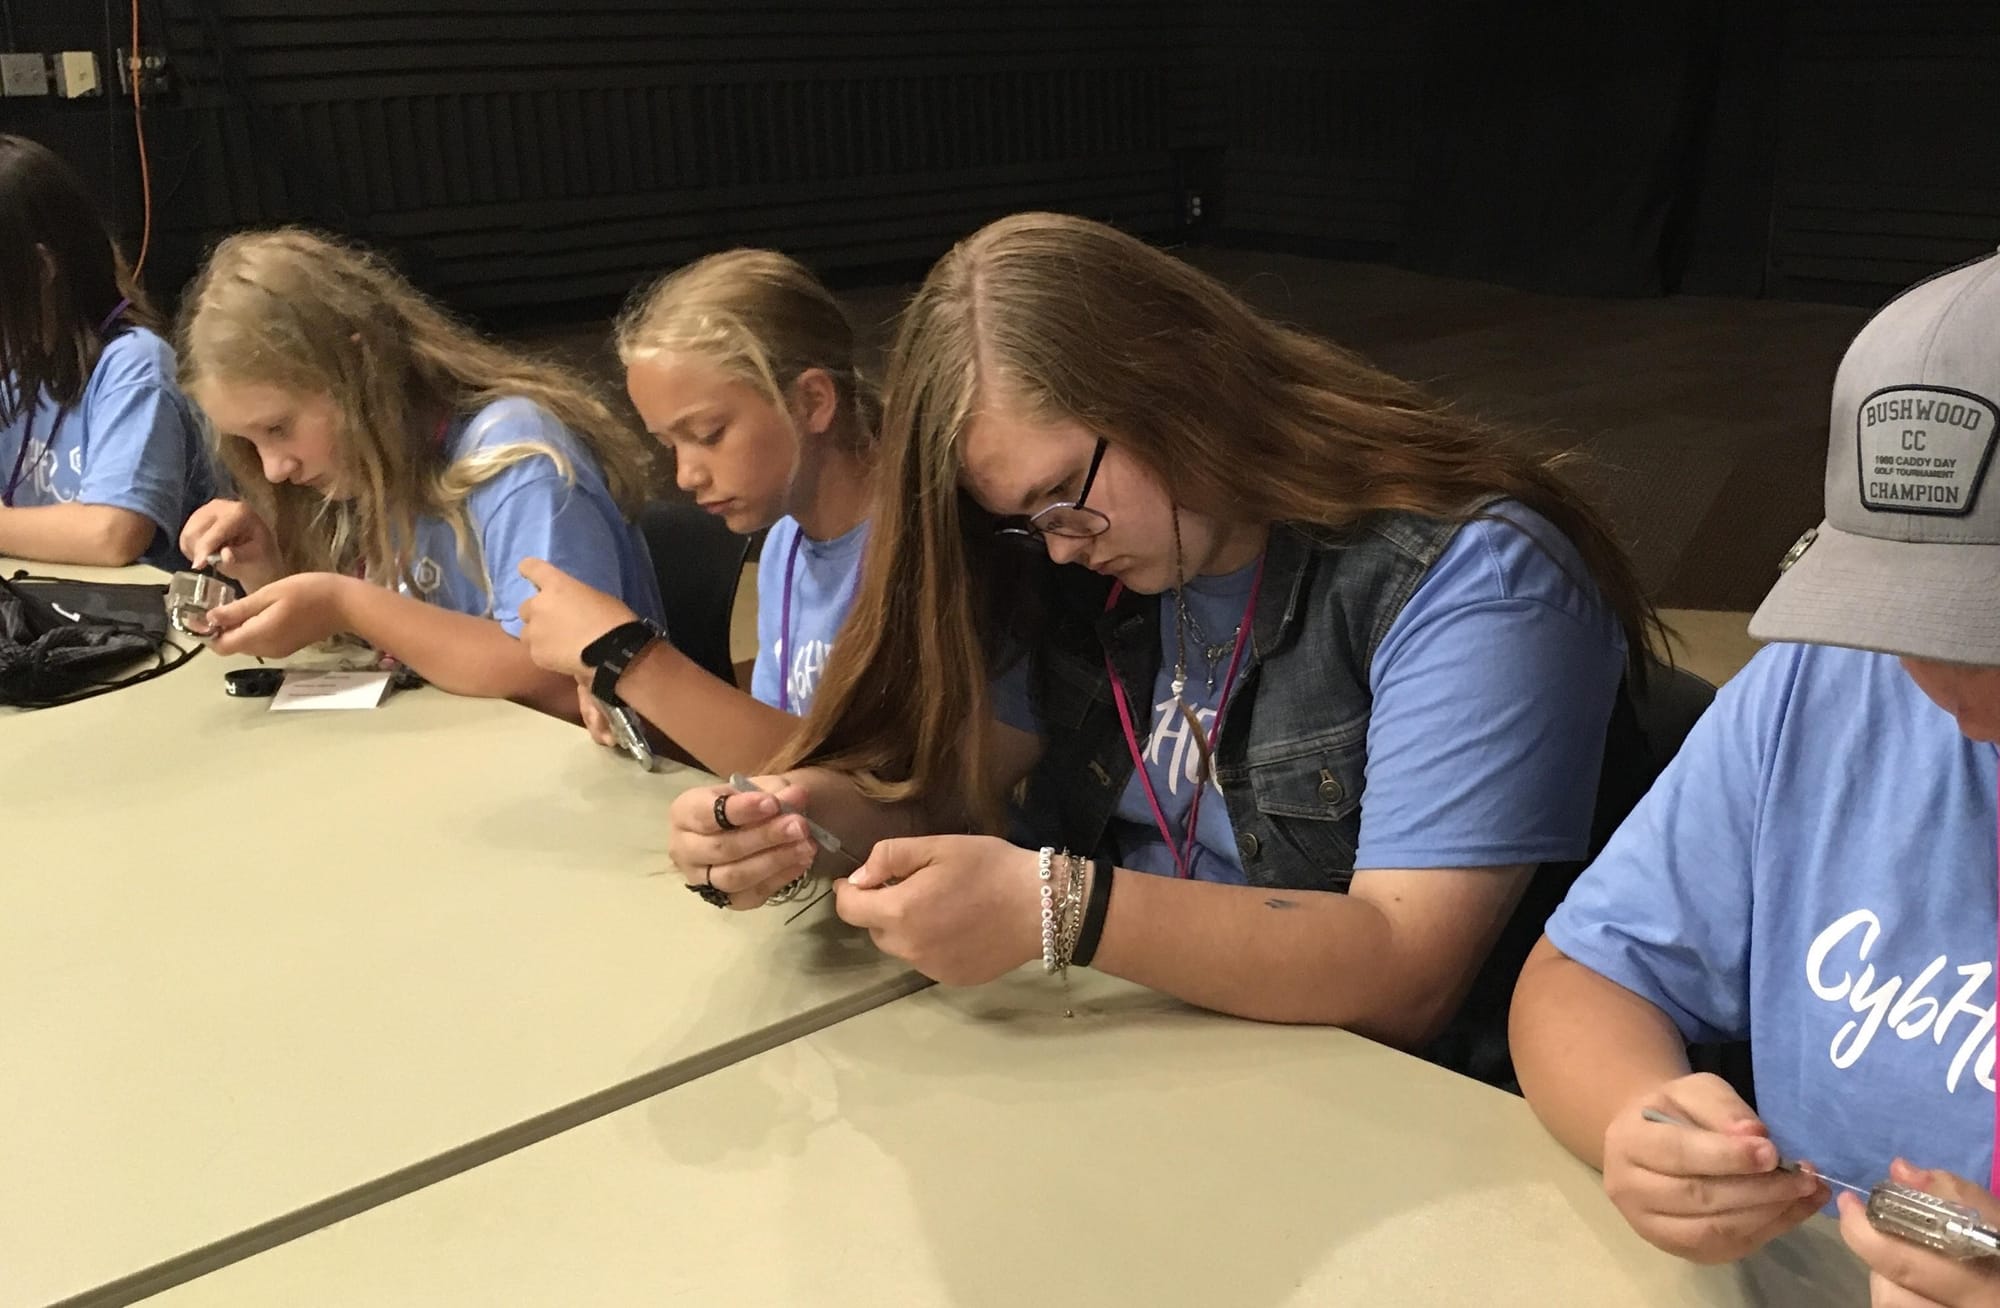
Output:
top-left (0, 502), bottom-right (155, 567)
top-left (333, 579), bottom-right (578, 714)
top-left (1510, 938), bottom-right (1692, 1169)
top-left (1088, 872), bottom-right (1461, 1037)
top-left (613, 642), bottom-right (804, 777)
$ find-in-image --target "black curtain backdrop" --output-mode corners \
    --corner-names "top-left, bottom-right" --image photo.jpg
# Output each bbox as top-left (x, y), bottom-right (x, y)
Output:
top-left (1398, 0), bottom-right (1724, 296)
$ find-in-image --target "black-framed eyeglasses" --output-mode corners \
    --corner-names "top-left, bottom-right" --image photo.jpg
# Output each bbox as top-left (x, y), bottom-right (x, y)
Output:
top-left (995, 436), bottom-right (1110, 546)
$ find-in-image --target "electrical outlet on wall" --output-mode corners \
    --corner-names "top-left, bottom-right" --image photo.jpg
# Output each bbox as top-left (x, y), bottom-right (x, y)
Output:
top-left (0, 52), bottom-right (50, 97)
top-left (54, 51), bottom-right (101, 99)
top-left (114, 46), bottom-right (171, 95)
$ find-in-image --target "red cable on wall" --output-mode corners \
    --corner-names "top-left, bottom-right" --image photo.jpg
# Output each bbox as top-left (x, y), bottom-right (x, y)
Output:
top-left (128, 0), bottom-right (153, 282)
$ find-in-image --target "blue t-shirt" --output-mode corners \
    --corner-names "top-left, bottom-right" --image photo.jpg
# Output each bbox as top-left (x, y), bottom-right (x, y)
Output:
top-left (1547, 643), bottom-right (1997, 1201)
top-left (752, 515), bottom-right (867, 714)
top-left (405, 398), bottom-right (663, 635)
top-left (996, 505), bottom-right (1628, 882)
top-left (0, 328), bottom-right (208, 569)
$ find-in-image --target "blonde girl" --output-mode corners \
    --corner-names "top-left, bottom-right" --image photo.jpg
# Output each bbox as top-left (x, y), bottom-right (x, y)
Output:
top-left (515, 249), bottom-right (878, 775)
top-left (176, 228), bottom-right (662, 717)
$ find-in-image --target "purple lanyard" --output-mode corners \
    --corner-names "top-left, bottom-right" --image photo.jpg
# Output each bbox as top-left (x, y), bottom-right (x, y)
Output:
top-left (4, 299), bottom-right (131, 509)
top-left (776, 528), bottom-right (808, 713)
top-left (775, 525), bottom-right (864, 714)
top-left (1, 411), bottom-right (40, 508)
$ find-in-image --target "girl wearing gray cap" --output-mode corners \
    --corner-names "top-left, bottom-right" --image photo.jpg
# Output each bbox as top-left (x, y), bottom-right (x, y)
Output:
top-left (1514, 248), bottom-right (2000, 1303)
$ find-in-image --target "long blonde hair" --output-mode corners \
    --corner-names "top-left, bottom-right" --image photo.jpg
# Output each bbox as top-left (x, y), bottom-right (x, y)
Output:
top-left (615, 248), bottom-right (880, 453)
top-left (178, 228), bottom-right (654, 589)
top-left (783, 211), bottom-right (1663, 832)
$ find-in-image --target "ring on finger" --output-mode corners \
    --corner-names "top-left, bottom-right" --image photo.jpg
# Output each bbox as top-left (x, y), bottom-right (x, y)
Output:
top-left (713, 793), bottom-right (737, 832)
top-left (687, 878), bottom-right (732, 909)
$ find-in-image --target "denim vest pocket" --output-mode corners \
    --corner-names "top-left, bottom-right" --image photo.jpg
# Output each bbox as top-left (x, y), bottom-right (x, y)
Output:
top-left (1220, 717), bottom-right (1368, 888)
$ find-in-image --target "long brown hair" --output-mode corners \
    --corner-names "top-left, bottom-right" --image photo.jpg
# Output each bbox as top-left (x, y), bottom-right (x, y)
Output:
top-left (615, 248), bottom-right (881, 455)
top-left (783, 212), bottom-right (1663, 831)
top-left (177, 228), bottom-right (654, 590)
top-left (0, 133), bottom-right (161, 422)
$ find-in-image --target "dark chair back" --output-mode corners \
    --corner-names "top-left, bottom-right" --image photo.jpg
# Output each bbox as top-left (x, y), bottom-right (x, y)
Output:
top-left (637, 500), bottom-right (761, 686)
top-left (1427, 656), bottom-right (1720, 1090)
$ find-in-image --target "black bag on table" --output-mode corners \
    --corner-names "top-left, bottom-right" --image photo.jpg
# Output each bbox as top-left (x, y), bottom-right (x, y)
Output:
top-left (0, 571), bottom-right (197, 709)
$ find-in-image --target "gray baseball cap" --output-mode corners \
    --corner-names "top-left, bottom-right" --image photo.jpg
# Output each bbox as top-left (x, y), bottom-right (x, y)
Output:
top-left (1750, 247), bottom-right (2000, 664)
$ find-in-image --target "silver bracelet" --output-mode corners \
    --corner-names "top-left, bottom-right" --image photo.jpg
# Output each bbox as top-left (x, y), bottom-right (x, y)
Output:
top-left (1038, 846), bottom-right (1059, 973)
top-left (1056, 853), bottom-right (1090, 969)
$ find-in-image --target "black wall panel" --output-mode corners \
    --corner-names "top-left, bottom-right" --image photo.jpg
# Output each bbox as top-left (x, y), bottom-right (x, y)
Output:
top-left (1765, 0), bottom-right (2000, 304)
top-left (8, 0), bottom-right (2000, 309)
top-left (1208, 2), bottom-right (1418, 253)
top-left (15, 0), bottom-right (1202, 314)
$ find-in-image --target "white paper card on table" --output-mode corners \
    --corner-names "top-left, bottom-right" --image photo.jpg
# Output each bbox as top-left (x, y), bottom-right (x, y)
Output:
top-left (269, 670), bottom-right (392, 711)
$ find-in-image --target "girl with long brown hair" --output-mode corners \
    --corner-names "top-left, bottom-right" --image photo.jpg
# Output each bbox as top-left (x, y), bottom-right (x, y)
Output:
top-left (513, 249), bottom-right (879, 773)
top-left (175, 228), bottom-right (663, 717)
top-left (0, 134), bottom-right (206, 568)
top-left (667, 212), bottom-right (1666, 1084)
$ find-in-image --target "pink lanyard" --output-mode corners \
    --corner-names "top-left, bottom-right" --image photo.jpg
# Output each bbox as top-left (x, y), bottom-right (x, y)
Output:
top-left (1991, 766), bottom-right (1998, 1194)
top-left (1102, 555), bottom-right (1266, 880)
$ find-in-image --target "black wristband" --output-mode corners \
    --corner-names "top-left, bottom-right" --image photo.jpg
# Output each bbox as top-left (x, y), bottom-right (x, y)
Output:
top-left (1069, 858), bottom-right (1114, 968)
top-left (580, 618), bottom-right (664, 707)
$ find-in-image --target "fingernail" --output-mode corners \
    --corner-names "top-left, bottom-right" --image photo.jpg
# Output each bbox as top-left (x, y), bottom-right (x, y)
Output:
top-left (788, 819), bottom-right (807, 841)
top-left (1752, 1142), bottom-right (1776, 1169)
top-left (753, 796), bottom-right (778, 817)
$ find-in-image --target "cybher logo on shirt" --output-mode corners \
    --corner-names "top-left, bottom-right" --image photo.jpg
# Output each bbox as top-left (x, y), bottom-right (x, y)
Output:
top-left (1806, 907), bottom-right (1996, 1093)
top-left (1855, 385), bottom-right (1999, 516)
top-left (786, 638), bottom-right (831, 715)
top-left (1144, 694), bottom-right (1221, 799)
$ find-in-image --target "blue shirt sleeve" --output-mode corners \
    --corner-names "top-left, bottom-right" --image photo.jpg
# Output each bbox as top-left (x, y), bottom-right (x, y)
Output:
top-left (471, 469), bottom-right (636, 638)
top-left (443, 400), bottom-right (654, 637)
top-left (76, 335), bottom-right (203, 554)
top-left (1353, 508), bottom-right (1628, 870)
top-left (1544, 645), bottom-right (1797, 1046)
top-left (751, 518), bottom-right (794, 707)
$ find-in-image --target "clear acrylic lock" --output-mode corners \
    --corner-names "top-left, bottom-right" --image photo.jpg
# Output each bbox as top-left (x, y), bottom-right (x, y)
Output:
top-left (598, 697), bottom-right (660, 772)
top-left (164, 564), bottom-right (238, 638)
top-left (1867, 1181), bottom-right (2000, 1260)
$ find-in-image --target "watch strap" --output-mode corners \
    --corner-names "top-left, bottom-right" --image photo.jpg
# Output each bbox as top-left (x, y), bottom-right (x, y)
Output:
top-left (581, 618), bottom-right (663, 706)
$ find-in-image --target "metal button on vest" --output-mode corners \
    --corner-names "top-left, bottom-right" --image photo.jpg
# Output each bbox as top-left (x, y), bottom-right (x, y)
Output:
top-left (1238, 832), bottom-right (1261, 861)
top-left (1317, 776), bottom-right (1344, 805)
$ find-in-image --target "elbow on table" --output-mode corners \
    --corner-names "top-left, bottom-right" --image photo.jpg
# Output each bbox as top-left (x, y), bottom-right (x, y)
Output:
top-left (85, 510), bottom-right (157, 567)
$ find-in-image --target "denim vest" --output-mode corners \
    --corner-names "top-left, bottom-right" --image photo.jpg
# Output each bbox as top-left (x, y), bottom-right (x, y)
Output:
top-left (1011, 512), bottom-right (1666, 1088)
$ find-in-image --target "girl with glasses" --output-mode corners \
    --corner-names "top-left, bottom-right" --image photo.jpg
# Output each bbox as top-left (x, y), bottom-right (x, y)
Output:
top-left (666, 212), bottom-right (1668, 1083)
